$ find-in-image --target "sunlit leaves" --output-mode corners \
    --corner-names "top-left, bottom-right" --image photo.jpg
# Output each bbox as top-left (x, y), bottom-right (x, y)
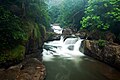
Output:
top-left (81, 0), bottom-right (120, 32)
top-left (104, 3), bottom-right (108, 7)
top-left (81, 15), bottom-right (107, 30)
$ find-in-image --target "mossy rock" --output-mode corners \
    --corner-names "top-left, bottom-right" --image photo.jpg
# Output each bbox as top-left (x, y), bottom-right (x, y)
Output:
top-left (39, 25), bottom-right (46, 40)
top-left (0, 45), bottom-right (25, 65)
top-left (97, 39), bottom-right (106, 48)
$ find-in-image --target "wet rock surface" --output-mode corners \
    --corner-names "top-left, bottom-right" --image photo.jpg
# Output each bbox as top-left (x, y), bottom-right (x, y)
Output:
top-left (75, 29), bottom-right (89, 39)
top-left (0, 58), bottom-right (45, 80)
top-left (62, 28), bottom-right (72, 35)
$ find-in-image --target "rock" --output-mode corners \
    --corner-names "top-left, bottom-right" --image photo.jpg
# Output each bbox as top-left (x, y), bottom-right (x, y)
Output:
top-left (76, 29), bottom-right (89, 39)
top-left (0, 58), bottom-right (45, 80)
top-left (87, 30), bottom-right (102, 40)
top-left (68, 45), bottom-right (74, 50)
top-left (85, 30), bottom-right (116, 42)
top-left (62, 28), bottom-right (72, 35)
top-left (81, 40), bottom-right (120, 70)
top-left (46, 32), bottom-right (61, 41)
top-left (52, 34), bottom-right (61, 40)
top-left (104, 31), bottom-right (116, 42)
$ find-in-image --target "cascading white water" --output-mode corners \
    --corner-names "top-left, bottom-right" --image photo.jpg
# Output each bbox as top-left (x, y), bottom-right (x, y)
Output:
top-left (43, 36), bottom-right (84, 61)
top-left (64, 38), bottom-right (78, 44)
top-left (74, 38), bottom-right (83, 51)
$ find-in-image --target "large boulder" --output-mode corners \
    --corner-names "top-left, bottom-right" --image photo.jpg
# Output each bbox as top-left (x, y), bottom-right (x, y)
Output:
top-left (0, 58), bottom-right (45, 80)
top-left (25, 24), bottom-right (46, 55)
top-left (83, 30), bottom-right (116, 42)
top-left (76, 29), bottom-right (89, 39)
top-left (104, 31), bottom-right (116, 42)
top-left (62, 28), bottom-right (72, 35)
top-left (45, 32), bottom-right (61, 41)
top-left (81, 40), bottom-right (120, 70)
top-left (87, 30), bottom-right (102, 40)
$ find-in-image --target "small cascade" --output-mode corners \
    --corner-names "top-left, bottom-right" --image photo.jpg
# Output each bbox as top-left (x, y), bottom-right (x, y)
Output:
top-left (42, 35), bottom-right (85, 60)
top-left (64, 38), bottom-right (78, 44)
top-left (74, 38), bottom-right (83, 51)
top-left (60, 36), bottom-right (64, 43)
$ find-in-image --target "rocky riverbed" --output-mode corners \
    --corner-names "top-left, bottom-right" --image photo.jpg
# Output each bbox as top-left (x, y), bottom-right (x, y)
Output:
top-left (0, 58), bottom-right (45, 80)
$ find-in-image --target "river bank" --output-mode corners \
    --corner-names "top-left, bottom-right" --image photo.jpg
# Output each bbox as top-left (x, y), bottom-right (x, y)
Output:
top-left (0, 22), bottom-right (46, 80)
top-left (0, 57), bottom-right (45, 80)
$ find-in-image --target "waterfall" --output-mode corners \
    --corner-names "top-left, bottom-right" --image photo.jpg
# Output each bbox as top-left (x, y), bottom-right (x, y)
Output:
top-left (64, 38), bottom-right (78, 44)
top-left (43, 36), bottom-right (84, 59)
top-left (60, 36), bottom-right (64, 43)
top-left (74, 38), bottom-right (83, 51)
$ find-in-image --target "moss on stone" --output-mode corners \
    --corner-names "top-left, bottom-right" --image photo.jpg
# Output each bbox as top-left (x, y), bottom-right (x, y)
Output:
top-left (97, 39), bottom-right (106, 48)
top-left (39, 25), bottom-right (46, 40)
top-left (34, 23), bottom-right (41, 39)
top-left (0, 45), bottom-right (25, 63)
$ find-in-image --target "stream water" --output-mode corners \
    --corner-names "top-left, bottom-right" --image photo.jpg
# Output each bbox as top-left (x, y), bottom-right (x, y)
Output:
top-left (42, 36), bottom-right (120, 80)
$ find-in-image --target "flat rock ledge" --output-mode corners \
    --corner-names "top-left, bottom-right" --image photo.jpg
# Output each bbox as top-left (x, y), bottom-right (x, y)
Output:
top-left (0, 58), bottom-right (45, 80)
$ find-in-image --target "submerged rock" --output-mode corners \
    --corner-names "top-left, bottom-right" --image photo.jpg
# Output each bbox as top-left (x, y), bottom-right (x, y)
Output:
top-left (0, 58), bottom-right (45, 80)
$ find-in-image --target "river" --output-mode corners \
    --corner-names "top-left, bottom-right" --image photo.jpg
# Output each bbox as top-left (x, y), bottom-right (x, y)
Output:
top-left (42, 37), bottom-right (120, 80)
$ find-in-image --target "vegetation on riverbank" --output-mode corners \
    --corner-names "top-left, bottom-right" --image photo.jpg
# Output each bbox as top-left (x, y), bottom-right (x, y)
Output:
top-left (0, 0), bottom-right (49, 66)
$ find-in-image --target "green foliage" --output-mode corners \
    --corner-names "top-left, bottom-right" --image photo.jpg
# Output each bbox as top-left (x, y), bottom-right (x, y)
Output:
top-left (59, 0), bottom-right (87, 29)
top-left (48, 5), bottom-right (61, 23)
top-left (47, 0), bottom-right (88, 30)
top-left (81, 0), bottom-right (120, 34)
top-left (0, 0), bottom-right (49, 64)
top-left (46, 32), bottom-right (56, 40)
top-left (0, 0), bottom-right (50, 49)
top-left (39, 24), bottom-right (46, 40)
top-left (97, 39), bottom-right (106, 48)
top-left (81, 15), bottom-right (109, 30)
top-left (34, 23), bottom-right (47, 41)
top-left (0, 6), bottom-right (26, 50)
top-left (24, 0), bottom-right (50, 29)
top-left (0, 0), bottom-right (50, 29)
top-left (0, 45), bottom-right (25, 63)
top-left (34, 23), bottom-right (41, 39)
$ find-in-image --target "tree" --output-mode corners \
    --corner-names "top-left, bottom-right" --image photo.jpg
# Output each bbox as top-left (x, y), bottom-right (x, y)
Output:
top-left (0, 6), bottom-right (26, 50)
top-left (0, 0), bottom-right (51, 50)
top-left (57, 0), bottom-right (88, 30)
top-left (81, 0), bottom-right (120, 35)
top-left (0, 0), bottom-right (50, 29)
